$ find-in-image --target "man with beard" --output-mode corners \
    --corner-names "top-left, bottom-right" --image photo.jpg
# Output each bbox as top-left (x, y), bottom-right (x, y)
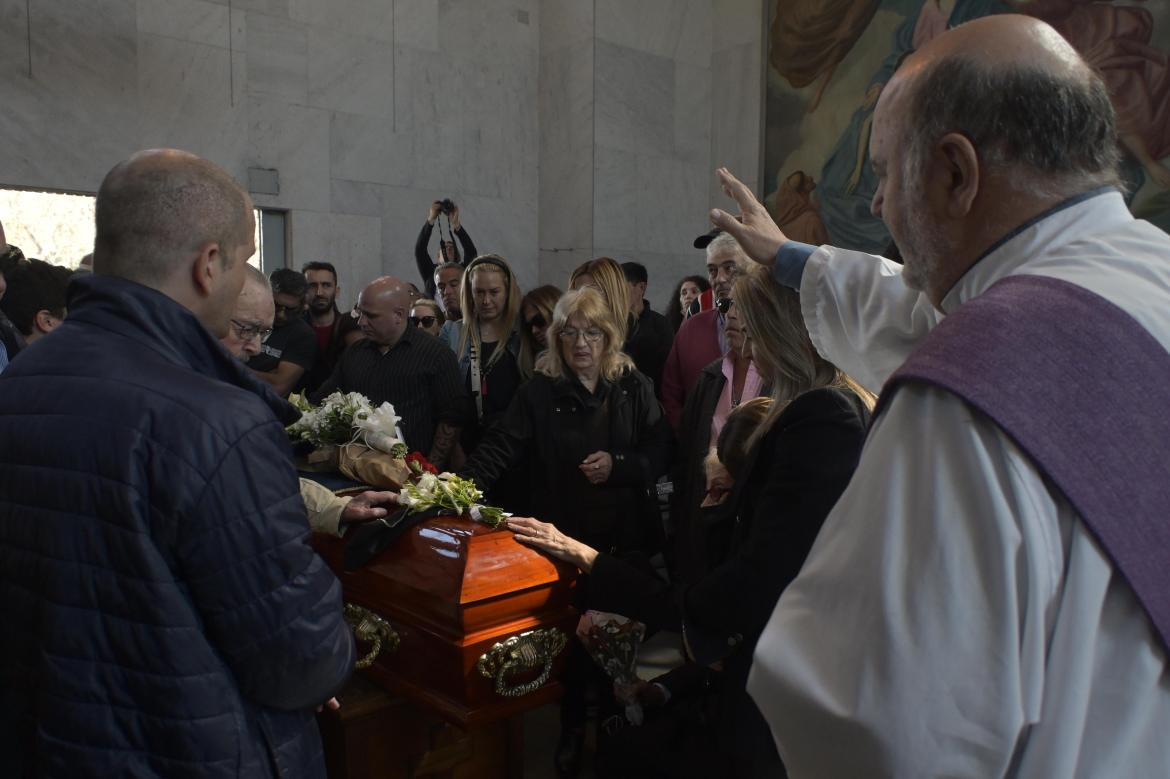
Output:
top-left (714, 14), bottom-right (1170, 777)
top-left (659, 232), bottom-right (749, 430)
top-left (301, 261), bottom-right (359, 394)
top-left (249, 267), bottom-right (317, 396)
top-left (434, 261), bottom-right (465, 352)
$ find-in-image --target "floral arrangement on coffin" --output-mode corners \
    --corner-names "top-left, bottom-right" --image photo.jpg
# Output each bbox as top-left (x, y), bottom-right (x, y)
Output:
top-left (287, 391), bottom-right (409, 457)
top-left (396, 453), bottom-right (509, 529)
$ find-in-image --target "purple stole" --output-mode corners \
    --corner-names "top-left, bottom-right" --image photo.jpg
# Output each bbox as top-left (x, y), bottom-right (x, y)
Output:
top-left (875, 275), bottom-right (1170, 652)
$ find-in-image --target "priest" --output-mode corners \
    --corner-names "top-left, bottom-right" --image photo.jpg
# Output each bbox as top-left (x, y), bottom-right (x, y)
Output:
top-left (712, 14), bottom-right (1170, 778)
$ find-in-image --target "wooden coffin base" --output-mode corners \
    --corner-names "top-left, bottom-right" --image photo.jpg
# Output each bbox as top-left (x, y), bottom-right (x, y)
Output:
top-left (318, 675), bottom-right (528, 779)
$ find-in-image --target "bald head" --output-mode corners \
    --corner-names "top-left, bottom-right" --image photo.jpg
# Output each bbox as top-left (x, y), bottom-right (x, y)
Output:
top-left (355, 276), bottom-right (413, 349)
top-left (93, 149), bottom-right (254, 285)
top-left (882, 14), bottom-right (1120, 195)
top-left (869, 15), bottom-right (1122, 305)
top-left (221, 265), bottom-right (275, 359)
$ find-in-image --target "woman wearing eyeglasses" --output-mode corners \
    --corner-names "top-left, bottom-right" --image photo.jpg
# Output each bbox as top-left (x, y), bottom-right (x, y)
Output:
top-left (505, 265), bottom-right (872, 778)
top-left (408, 298), bottom-right (444, 338)
top-left (461, 288), bottom-right (672, 776)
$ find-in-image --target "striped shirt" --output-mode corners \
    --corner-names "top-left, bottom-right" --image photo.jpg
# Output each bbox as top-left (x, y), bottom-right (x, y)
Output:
top-left (311, 326), bottom-right (470, 455)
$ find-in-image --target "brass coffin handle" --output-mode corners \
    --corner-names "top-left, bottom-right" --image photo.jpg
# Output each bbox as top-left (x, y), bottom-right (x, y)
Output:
top-left (343, 603), bottom-right (400, 669)
top-left (476, 628), bottom-right (568, 698)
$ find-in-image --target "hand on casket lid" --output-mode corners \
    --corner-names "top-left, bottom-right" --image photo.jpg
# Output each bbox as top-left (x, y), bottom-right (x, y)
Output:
top-left (343, 505), bottom-right (446, 571)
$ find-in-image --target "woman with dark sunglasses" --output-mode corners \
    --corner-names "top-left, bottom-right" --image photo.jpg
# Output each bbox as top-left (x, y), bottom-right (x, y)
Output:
top-left (519, 284), bottom-right (561, 370)
top-left (409, 298), bottom-right (444, 338)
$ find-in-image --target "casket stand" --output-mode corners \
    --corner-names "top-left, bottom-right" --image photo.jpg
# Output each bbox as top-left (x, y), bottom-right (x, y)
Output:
top-left (312, 512), bottom-right (579, 778)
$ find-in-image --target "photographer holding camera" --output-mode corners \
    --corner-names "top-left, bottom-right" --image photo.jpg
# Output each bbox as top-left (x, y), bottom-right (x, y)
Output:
top-left (415, 198), bottom-right (478, 300)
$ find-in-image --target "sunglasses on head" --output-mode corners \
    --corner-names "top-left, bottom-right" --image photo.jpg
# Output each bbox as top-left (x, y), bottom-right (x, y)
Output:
top-left (524, 313), bottom-right (547, 330)
top-left (715, 297), bottom-right (734, 315)
top-left (410, 315), bottom-right (438, 328)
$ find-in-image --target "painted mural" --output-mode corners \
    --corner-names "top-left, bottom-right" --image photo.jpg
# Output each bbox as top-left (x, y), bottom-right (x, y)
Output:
top-left (763, 0), bottom-right (1170, 252)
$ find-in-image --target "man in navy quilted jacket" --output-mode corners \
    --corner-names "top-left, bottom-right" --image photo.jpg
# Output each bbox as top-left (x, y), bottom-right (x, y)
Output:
top-left (0, 149), bottom-right (355, 778)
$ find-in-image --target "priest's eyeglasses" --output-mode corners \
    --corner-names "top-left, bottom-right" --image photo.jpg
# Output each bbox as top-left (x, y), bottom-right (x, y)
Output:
top-left (715, 297), bottom-right (734, 315)
top-left (230, 319), bottom-right (273, 342)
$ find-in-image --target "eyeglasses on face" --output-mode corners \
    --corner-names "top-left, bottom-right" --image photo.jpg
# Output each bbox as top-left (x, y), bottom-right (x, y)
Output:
top-left (410, 315), bottom-right (438, 328)
top-left (715, 297), bottom-right (735, 315)
top-left (524, 313), bottom-right (547, 330)
top-left (558, 327), bottom-right (604, 343)
top-left (230, 319), bottom-right (273, 341)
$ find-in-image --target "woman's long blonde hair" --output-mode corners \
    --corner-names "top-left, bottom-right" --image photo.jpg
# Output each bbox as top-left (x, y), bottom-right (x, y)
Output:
top-left (732, 264), bottom-right (874, 448)
top-left (458, 254), bottom-right (523, 372)
top-left (568, 257), bottom-right (630, 344)
top-left (536, 288), bottom-right (634, 382)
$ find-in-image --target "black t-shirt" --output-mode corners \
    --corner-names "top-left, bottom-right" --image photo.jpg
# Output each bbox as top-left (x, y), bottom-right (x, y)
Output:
top-left (247, 319), bottom-right (317, 374)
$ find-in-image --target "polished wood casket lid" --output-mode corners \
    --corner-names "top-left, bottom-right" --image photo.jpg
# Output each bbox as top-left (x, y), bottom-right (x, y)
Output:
top-left (314, 516), bottom-right (579, 727)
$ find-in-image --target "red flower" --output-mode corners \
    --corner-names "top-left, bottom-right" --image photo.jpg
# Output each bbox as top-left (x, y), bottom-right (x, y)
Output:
top-left (404, 451), bottom-right (439, 476)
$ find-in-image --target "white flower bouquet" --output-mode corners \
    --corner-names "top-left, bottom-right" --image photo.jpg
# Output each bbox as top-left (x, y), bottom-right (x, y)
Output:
top-left (287, 391), bottom-right (408, 457)
top-left (396, 455), bottom-right (509, 529)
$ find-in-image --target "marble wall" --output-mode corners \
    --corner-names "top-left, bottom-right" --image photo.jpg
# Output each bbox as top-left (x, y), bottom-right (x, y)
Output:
top-left (537, 0), bottom-right (764, 312)
top-left (0, 0), bottom-right (761, 309)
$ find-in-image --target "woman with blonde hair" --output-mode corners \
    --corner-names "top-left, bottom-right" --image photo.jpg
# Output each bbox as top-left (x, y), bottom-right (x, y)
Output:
top-left (507, 263), bottom-right (870, 777)
top-left (570, 256), bottom-right (672, 393)
top-left (519, 283), bottom-right (561, 369)
top-left (451, 254), bottom-right (525, 447)
top-left (460, 287), bottom-right (671, 774)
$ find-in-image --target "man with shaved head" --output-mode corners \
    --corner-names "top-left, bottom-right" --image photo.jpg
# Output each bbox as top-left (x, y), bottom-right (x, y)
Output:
top-left (0, 149), bottom-right (354, 777)
top-left (312, 276), bottom-right (468, 468)
top-left (712, 15), bottom-right (1170, 777)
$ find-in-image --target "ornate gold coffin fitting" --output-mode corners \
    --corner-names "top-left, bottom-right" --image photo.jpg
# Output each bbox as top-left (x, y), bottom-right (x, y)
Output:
top-left (313, 516), bottom-right (579, 727)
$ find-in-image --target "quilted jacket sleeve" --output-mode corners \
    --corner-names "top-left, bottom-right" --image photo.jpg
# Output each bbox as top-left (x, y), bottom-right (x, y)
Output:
top-left (177, 419), bottom-right (355, 712)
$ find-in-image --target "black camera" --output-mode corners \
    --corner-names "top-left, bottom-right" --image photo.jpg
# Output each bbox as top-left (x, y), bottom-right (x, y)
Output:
top-left (439, 198), bottom-right (456, 215)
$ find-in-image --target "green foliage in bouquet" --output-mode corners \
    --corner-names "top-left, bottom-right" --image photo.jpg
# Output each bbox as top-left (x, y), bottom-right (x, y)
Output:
top-left (398, 458), bottom-right (507, 529)
top-left (287, 391), bottom-right (408, 457)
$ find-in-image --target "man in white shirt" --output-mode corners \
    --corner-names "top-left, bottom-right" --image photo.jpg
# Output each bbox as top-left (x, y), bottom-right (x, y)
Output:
top-left (712, 14), bottom-right (1170, 778)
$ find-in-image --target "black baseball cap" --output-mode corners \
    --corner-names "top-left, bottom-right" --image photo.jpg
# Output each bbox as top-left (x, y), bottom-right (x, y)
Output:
top-left (694, 227), bottom-right (723, 249)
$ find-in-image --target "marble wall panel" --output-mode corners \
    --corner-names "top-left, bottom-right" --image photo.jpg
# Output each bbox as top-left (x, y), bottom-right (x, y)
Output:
top-left (329, 111), bottom-right (415, 187)
top-left (137, 34), bottom-right (247, 176)
top-left (307, 26), bottom-right (394, 117)
top-left (0, 0), bottom-right (30, 82)
top-left (246, 96), bottom-right (331, 212)
top-left (395, 0), bottom-right (439, 51)
top-left (216, 0), bottom-right (290, 16)
top-left (711, 43), bottom-right (761, 203)
top-left (713, 0), bottom-right (762, 51)
top-left (330, 178), bottom-right (388, 218)
top-left (0, 0), bottom-right (140, 191)
top-left (539, 0), bottom-right (592, 51)
top-left (635, 154), bottom-right (709, 255)
top-left (440, 0), bottom-right (537, 70)
top-left (137, 0), bottom-right (230, 48)
top-left (675, 61), bottom-right (712, 165)
top-left (595, 0), bottom-right (689, 62)
top-left (245, 11), bottom-right (307, 101)
top-left (593, 147), bottom-right (638, 250)
top-left (289, 0), bottom-right (393, 41)
top-left (594, 41), bottom-right (675, 158)
top-left (287, 209), bottom-right (382, 308)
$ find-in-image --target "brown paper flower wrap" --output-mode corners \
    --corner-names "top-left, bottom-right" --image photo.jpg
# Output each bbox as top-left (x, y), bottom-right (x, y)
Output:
top-left (337, 444), bottom-right (411, 490)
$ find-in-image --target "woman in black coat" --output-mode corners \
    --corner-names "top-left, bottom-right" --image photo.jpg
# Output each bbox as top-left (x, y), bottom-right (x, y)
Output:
top-left (461, 286), bottom-right (671, 555)
top-left (508, 264), bottom-right (872, 778)
top-left (462, 287), bottom-right (672, 777)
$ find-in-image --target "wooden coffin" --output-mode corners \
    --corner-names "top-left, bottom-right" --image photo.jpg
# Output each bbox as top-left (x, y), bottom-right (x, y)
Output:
top-left (313, 516), bottom-right (578, 728)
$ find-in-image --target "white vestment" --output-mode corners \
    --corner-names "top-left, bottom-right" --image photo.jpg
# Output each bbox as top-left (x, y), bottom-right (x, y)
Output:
top-left (748, 190), bottom-right (1170, 778)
